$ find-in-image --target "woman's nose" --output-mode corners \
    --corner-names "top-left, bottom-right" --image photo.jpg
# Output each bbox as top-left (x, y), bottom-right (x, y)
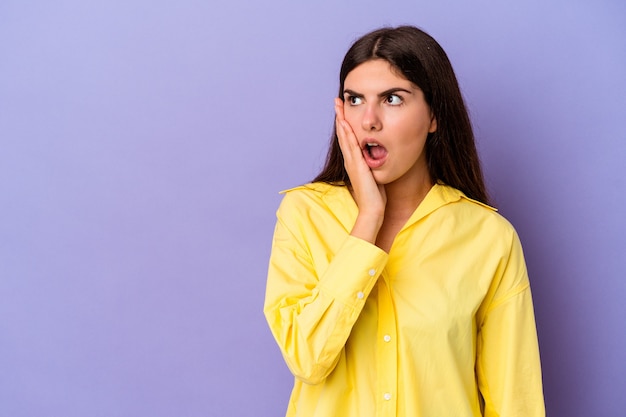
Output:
top-left (361, 104), bottom-right (382, 131)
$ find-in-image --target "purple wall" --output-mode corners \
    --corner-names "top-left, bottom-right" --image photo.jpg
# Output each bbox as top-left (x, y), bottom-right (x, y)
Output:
top-left (1, 1), bottom-right (624, 416)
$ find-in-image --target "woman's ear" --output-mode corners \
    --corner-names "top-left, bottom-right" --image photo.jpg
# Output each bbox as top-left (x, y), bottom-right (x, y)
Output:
top-left (428, 114), bottom-right (437, 133)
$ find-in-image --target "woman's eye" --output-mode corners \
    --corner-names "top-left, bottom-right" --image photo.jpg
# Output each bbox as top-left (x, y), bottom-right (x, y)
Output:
top-left (386, 94), bottom-right (403, 105)
top-left (348, 96), bottom-right (363, 105)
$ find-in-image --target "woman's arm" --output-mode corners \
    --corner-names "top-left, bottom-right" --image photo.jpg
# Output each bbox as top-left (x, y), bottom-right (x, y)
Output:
top-left (264, 99), bottom-right (390, 385)
top-left (264, 195), bottom-right (388, 385)
top-left (475, 232), bottom-right (545, 416)
top-left (334, 98), bottom-right (386, 244)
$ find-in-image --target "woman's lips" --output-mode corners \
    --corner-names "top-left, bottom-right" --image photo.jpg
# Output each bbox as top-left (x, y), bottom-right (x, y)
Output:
top-left (362, 142), bottom-right (388, 169)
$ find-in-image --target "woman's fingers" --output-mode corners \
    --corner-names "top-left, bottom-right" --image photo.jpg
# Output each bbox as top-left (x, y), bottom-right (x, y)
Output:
top-left (335, 99), bottom-right (363, 169)
top-left (334, 98), bottom-right (384, 199)
top-left (337, 121), bottom-right (360, 166)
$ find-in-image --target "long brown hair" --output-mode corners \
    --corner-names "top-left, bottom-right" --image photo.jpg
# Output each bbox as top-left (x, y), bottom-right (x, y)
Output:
top-left (313, 26), bottom-right (489, 204)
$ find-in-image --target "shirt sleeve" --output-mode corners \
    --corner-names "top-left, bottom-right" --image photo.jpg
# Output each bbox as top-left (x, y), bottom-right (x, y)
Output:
top-left (264, 193), bottom-right (388, 385)
top-left (475, 230), bottom-right (546, 417)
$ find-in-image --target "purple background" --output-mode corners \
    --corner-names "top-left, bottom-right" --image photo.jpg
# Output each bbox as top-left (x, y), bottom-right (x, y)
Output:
top-left (1, 1), bottom-right (624, 416)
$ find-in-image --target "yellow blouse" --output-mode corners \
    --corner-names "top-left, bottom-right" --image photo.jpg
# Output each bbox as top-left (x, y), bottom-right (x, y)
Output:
top-left (264, 182), bottom-right (545, 417)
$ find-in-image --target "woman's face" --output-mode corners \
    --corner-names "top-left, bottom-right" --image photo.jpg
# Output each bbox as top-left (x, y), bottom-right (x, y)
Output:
top-left (342, 59), bottom-right (437, 187)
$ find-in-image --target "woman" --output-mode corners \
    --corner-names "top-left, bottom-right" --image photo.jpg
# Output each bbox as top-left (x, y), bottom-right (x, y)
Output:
top-left (264, 26), bottom-right (544, 417)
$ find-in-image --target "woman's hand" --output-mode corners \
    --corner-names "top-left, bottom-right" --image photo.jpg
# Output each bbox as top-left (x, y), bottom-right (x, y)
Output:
top-left (335, 98), bottom-right (386, 244)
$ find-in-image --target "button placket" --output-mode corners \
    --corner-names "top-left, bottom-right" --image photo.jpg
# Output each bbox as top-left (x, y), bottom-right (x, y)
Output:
top-left (375, 275), bottom-right (397, 415)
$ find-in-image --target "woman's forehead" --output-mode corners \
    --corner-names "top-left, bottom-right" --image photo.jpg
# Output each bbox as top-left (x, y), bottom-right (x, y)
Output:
top-left (344, 60), bottom-right (417, 92)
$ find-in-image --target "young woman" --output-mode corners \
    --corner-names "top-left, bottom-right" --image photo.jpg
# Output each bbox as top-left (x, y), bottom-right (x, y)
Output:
top-left (264, 26), bottom-right (545, 417)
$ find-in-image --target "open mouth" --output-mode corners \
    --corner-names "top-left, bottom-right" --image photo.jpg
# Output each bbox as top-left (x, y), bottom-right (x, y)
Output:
top-left (365, 142), bottom-right (386, 160)
top-left (361, 141), bottom-right (388, 169)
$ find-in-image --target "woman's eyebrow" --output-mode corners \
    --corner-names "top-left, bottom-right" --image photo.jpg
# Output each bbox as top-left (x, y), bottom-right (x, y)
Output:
top-left (378, 87), bottom-right (413, 97)
top-left (343, 89), bottom-right (362, 97)
top-left (342, 87), bottom-right (413, 97)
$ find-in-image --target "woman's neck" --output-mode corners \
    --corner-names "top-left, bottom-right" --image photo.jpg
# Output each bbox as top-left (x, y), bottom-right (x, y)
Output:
top-left (384, 174), bottom-right (433, 218)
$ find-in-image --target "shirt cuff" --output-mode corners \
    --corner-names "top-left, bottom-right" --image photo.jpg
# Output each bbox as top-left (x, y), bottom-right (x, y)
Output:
top-left (317, 235), bottom-right (389, 308)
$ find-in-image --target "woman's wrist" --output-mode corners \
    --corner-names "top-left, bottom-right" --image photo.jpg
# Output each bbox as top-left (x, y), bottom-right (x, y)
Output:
top-left (350, 212), bottom-right (384, 244)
